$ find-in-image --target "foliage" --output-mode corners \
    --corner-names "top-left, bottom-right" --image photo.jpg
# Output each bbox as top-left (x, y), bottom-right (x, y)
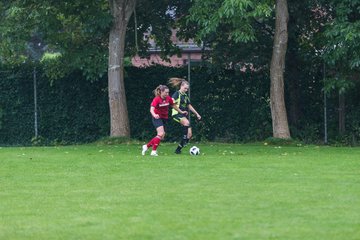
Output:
top-left (0, 0), bottom-right (196, 139)
top-left (0, 106), bottom-right (3, 130)
top-left (323, 0), bottom-right (360, 69)
top-left (126, 0), bottom-right (191, 60)
top-left (0, 64), bottom-right (108, 145)
top-left (319, 0), bottom-right (360, 95)
top-left (0, 64), bottom-right (270, 145)
top-left (177, 0), bottom-right (274, 69)
top-left (0, 0), bottom-right (194, 81)
top-left (188, 0), bottom-right (273, 43)
top-left (31, 136), bottom-right (46, 146)
top-left (323, 76), bottom-right (355, 94)
top-left (1, 62), bottom-right (360, 145)
top-left (2, 1), bottom-right (360, 145)
top-left (0, 0), bottom-right (111, 79)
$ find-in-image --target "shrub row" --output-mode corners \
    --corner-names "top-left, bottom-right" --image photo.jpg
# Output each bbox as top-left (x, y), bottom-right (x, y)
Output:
top-left (1, 64), bottom-right (359, 145)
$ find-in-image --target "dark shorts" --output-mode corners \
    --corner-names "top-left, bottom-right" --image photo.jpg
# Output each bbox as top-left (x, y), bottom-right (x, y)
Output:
top-left (172, 114), bottom-right (191, 126)
top-left (152, 118), bottom-right (168, 129)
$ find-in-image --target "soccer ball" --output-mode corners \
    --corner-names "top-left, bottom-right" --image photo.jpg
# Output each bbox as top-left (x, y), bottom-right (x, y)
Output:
top-left (189, 146), bottom-right (200, 155)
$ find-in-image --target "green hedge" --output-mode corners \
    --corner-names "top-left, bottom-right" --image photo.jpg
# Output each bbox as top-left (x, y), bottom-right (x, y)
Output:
top-left (125, 65), bottom-right (273, 143)
top-left (0, 65), bottom-right (109, 145)
top-left (1, 64), bottom-right (360, 145)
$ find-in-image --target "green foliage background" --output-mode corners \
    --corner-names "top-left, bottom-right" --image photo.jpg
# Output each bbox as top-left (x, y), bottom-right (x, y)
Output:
top-left (1, 64), bottom-right (360, 145)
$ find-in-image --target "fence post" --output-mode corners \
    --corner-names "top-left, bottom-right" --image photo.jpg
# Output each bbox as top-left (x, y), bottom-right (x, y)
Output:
top-left (33, 66), bottom-right (38, 138)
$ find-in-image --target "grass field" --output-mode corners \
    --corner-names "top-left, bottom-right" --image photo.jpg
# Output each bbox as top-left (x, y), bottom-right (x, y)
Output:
top-left (1, 143), bottom-right (360, 239)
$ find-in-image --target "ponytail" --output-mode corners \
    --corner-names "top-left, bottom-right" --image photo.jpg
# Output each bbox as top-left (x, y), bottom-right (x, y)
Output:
top-left (168, 77), bottom-right (189, 89)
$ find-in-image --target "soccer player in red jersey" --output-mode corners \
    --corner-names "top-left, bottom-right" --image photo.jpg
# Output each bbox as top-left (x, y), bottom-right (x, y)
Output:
top-left (142, 85), bottom-right (187, 156)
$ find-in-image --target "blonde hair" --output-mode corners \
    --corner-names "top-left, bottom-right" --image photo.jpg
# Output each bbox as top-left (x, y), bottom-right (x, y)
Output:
top-left (168, 77), bottom-right (189, 89)
top-left (153, 84), bottom-right (169, 96)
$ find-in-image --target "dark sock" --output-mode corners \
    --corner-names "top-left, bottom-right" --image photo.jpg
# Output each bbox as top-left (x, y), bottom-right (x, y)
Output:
top-left (176, 126), bottom-right (189, 153)
top-left (182, 126), bottom-right (189, 137)
top-left (177, 136), bottom-right (189, 150)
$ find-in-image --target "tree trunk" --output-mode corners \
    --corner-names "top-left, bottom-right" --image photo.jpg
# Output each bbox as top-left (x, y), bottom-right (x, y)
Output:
top-left (338, 91), bottom-right (345, 135)
top-left (108, 0), bottom-right (136, 137)
top-left (270, 0), bottom-right (291, 139)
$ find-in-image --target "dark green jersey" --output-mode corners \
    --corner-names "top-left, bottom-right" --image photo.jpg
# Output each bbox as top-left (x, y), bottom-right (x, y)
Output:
top-left (171, 91), bottom-right (191, 115)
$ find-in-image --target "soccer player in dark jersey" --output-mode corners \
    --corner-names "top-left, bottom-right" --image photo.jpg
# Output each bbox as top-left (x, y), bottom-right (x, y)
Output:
top-left (142, 85), bottom-right (187, 156)
top-left (168, 78), bottom-right (201, 154)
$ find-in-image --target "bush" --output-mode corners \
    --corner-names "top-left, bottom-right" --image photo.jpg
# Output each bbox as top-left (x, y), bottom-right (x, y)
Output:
top-left (1, 63), bottom-right (360, 145)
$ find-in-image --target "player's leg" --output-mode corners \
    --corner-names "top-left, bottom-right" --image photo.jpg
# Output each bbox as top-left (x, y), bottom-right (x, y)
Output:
top-left (187, 127), bottom-right (192, 139)
top-left (142, 118), bottom-right (165, 156)
top-left (175, 117), bottom-right (191, 154)
top-left (150, 125), bottom-right (165, 156)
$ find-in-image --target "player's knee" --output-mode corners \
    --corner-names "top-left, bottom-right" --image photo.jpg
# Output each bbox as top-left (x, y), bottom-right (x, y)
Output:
top-left (159, 132), bottom-right (166, 139)
top-left (182, 119), bottom-right (190, 127)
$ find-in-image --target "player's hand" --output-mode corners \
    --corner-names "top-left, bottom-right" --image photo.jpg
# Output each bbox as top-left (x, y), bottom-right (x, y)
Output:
top-left (182, 111), bottom-right (188, 116)
top-left (196, 114), bottom-right (201, 120)
top-left (153, 114), bottom-right (160, 119)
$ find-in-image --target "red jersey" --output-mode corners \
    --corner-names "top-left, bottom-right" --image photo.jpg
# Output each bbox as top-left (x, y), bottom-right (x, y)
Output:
top-left (151, 96), bottom-right (174, 119)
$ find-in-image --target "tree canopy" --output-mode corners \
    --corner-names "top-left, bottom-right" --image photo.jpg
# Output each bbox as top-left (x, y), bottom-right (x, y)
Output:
top-left (1, 0), bottom-right (360, 142)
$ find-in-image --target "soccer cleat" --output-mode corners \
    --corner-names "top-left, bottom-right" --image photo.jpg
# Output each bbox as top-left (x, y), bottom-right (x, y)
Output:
top-left (142, 145), bottom-right (148, 156)
top-left (175, 148), bottom-right (181, 154)
top-left (150, 150), bottom-right (158, 156)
